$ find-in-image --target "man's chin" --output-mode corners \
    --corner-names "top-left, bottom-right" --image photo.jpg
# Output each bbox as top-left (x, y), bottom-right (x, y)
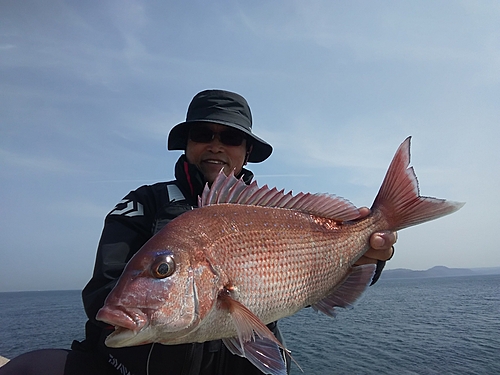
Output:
top-left (201, 166), bottom-right (228, 184)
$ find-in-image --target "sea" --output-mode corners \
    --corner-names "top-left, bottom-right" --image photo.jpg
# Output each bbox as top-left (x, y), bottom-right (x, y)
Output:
top-left (0, 274), bottom-right (499, 375)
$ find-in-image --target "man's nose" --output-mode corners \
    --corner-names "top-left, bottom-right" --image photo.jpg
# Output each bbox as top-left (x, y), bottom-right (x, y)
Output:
top-left (206, 136), bottom-right (225, 150)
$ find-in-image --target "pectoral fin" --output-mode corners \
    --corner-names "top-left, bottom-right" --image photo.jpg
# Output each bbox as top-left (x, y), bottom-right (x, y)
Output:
top-left (217, 291), bottom-right (290, 375)
top-left (312, 264), bottom-right (376, 317)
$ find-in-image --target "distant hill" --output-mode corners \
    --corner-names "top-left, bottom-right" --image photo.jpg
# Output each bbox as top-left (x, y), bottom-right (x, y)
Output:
top-left (380, 266), bottom-right (500, 280)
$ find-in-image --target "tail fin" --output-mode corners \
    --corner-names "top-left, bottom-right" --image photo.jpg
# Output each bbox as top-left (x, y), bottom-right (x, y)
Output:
top-left (371, 137), bottom-right (464, 231)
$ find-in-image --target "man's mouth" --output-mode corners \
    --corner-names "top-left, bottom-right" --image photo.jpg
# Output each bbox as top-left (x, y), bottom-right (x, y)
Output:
top-left (202, 159), bottom-right (226, 165)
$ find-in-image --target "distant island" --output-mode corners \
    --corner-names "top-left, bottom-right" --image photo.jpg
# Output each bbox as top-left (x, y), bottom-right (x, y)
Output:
top-left (380, 266), bottom-right (500, 280)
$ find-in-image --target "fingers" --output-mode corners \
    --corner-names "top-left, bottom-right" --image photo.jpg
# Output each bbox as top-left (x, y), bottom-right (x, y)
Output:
top-left (354, 247), bottom-right (394, 266)
top-left (363, 246), bottom-right (395, 262)
top-left (370, 230), bottom-right (397, 250)
top-left (353, 231), bottom-right (397, 266)
top-left (357, 207), bottom-right (371, 219)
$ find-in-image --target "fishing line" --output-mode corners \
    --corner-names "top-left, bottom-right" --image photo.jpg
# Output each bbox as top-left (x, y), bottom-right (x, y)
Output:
top-left (146, 343), bottom-right (155, 375)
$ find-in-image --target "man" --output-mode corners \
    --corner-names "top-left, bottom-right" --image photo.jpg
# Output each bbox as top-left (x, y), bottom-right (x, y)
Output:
top-left (0, 89), bottom-right (395, 375)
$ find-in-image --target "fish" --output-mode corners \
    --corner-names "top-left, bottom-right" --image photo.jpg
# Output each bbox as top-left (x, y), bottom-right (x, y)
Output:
top-left (96, 137), bottom-right (464, 375)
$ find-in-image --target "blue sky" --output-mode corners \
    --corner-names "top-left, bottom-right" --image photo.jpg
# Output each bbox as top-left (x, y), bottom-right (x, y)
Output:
top-left (1, 0), bottom-right (499, 292)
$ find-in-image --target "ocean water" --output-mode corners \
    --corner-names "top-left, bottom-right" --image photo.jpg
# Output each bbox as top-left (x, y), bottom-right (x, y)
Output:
top-left (0, 275), bottom-right (499, 374)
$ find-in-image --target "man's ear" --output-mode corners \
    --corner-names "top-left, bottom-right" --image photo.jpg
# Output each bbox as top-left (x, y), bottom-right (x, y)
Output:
top-left (244, 144), bottom-right (253, 165)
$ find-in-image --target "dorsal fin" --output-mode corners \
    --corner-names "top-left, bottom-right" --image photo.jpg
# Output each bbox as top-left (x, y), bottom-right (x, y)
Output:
top-left (199, 171), bottom-right (360, 221)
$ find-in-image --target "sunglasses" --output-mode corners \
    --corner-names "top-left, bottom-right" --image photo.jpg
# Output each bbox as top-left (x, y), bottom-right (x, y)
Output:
top-left (188, 126), bottom-right (246, 146)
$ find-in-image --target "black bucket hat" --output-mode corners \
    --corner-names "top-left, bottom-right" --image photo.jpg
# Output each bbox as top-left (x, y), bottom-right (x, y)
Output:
top-left (168, 89), bottom-right (273, 163)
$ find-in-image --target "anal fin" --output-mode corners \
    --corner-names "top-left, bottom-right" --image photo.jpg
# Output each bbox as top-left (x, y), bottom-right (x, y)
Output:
top-left (312, 264), bottom-right (376, 317)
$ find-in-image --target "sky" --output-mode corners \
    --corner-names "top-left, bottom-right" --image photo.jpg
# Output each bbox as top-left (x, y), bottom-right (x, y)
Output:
top-left (1, 0), bottom-right (499, 292)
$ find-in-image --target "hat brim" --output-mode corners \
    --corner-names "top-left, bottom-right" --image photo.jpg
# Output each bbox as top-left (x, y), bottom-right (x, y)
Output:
top-left (168, 120), bottom-right (273, 163)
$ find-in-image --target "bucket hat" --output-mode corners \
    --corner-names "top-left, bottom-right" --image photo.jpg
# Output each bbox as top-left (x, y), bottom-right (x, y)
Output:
top-left (168, 89), bottom-right (273, 163)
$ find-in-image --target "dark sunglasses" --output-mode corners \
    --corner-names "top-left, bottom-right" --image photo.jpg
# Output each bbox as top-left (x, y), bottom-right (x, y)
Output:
top-left (188, 126), bottom-right (246, 146)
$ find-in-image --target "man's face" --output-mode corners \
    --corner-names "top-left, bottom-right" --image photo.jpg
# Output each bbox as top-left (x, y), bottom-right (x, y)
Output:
top-left (185, 123), bottom-right (251, 185)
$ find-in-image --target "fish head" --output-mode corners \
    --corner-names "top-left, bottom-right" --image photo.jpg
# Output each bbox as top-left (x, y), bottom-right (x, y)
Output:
top-left (96, 232), bottom-right (220, 348)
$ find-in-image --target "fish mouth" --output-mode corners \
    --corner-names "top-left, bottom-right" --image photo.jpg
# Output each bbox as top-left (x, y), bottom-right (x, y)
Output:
top-left (96, 305), bottom-right (148, 332)
top-left (96, 306), bottom-right (154, 348)
top-left (104, 325), bottom-right (154, 348)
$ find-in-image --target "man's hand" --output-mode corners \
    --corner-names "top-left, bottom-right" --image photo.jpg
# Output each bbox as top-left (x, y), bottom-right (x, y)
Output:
top-left (354, 207), bottom-right (396, 266)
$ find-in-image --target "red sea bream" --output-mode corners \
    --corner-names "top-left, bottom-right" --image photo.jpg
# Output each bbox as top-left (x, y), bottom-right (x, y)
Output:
top-left (96, 137), bottom-right (464, 375)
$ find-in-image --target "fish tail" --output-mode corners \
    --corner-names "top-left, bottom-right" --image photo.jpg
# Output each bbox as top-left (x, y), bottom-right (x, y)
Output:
top-left (371, 137), bottom-right (464, 231)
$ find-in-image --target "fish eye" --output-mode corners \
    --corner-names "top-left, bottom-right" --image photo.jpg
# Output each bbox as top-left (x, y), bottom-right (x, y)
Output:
top-left (151, 255), bottom-right (176, 279)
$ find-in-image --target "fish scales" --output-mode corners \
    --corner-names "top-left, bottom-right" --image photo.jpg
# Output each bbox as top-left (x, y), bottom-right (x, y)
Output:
top-left (96, 137), bottom-right (464, 375)
top-left (165, 203), bottom-right (375, 338)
